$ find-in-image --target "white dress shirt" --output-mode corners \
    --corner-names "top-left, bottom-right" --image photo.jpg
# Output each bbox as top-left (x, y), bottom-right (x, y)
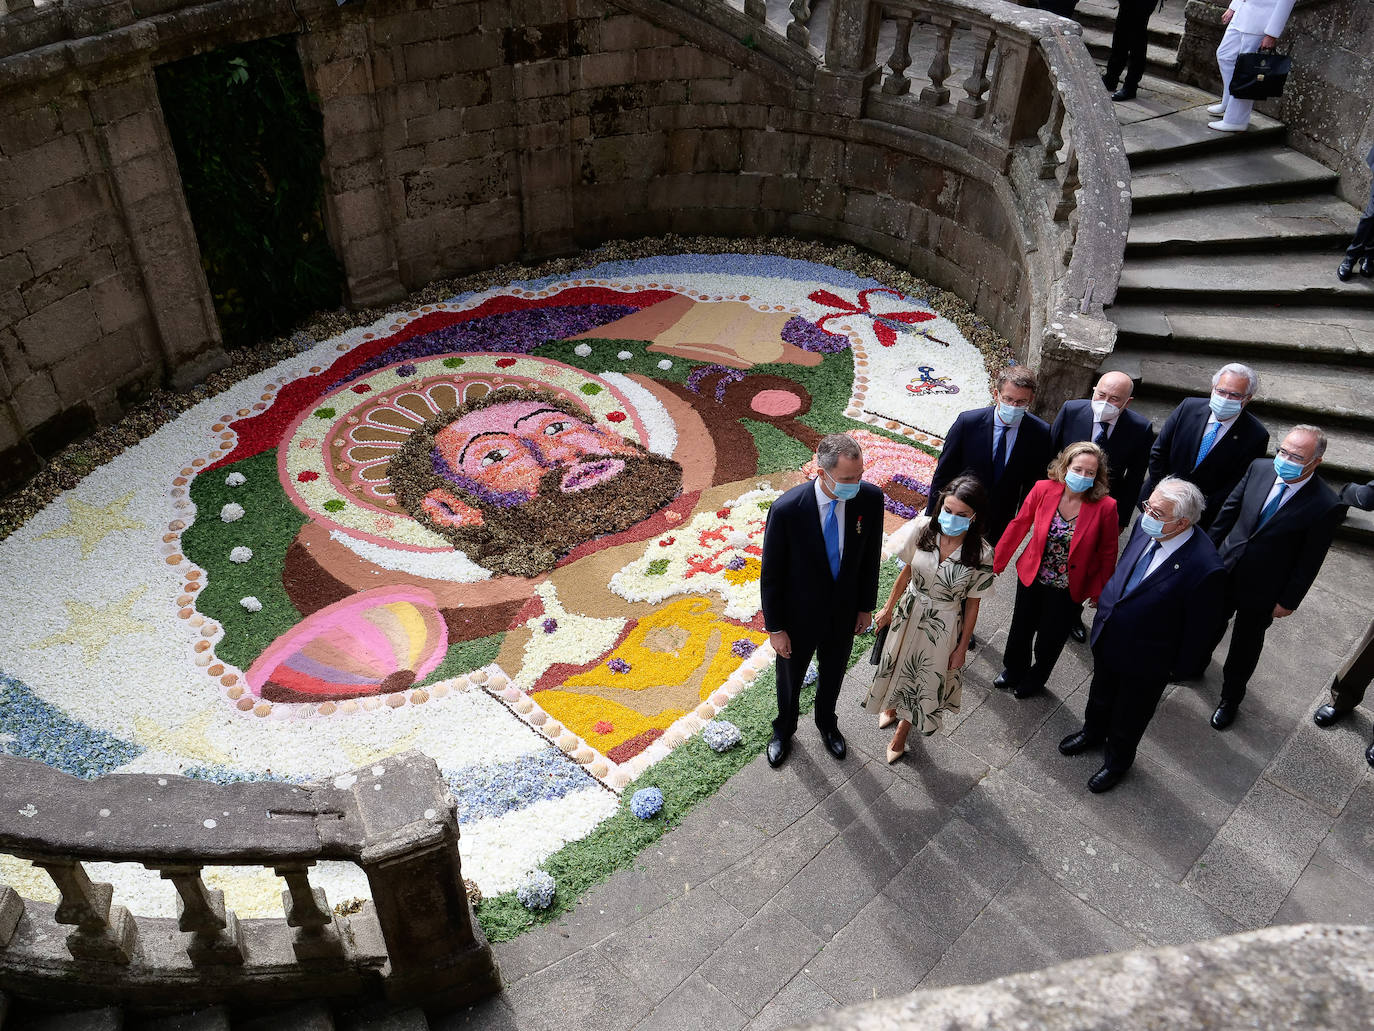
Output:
top-left (1135, 526), bottom-right (1195, 584)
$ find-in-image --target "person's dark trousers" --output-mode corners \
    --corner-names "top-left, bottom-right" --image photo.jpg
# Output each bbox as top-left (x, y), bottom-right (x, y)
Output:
top-left (1329, 620), bottom-right (1374, 711)
top-left (773, 626), bottom-right (852, 741)
top-left (1208, 598), bottom-right (1274, 706)
top-left (1082, 651), bottom-right (1169, 773)
top-left (1038, 0), bottom-right (1080, 16)
top-left (1345, 184), bottom-right (1374, 259)
top-left (1103, 0), bottom-right (1155, 91)
top-left (1003, 579), bottom-right (1083, 688)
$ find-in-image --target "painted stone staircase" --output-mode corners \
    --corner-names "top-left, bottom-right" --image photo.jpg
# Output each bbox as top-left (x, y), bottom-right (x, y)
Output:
top-left (0, 996), bottom-right (447, 1031)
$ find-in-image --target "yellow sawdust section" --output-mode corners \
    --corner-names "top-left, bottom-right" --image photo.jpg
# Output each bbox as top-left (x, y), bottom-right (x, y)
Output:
top-left (31, 587), bottom-right (154, 666)
top-left (36, 490), bottom-right (145, 560)
top-left (646, 302), bottom-right (819, 368)
top-left (536, 597), bottom-right (767, 751)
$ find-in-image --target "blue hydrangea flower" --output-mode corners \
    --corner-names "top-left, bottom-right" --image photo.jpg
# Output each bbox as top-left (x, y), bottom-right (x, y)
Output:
top-left (701, 720), bottom-right (742, 753)
top-left (803, 660), bottom-right (819, 686)
top-left (516, 870), bottom-right (556, 910)
top-left (629, 786), bottom-right (664, 819)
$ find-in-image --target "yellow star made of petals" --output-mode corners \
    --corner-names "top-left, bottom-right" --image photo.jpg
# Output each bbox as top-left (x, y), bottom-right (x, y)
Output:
top-left (37, 491), bottom-right (145, 559)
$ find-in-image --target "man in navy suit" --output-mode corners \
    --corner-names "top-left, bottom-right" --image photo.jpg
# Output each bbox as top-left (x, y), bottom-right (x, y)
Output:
top-left (1059, 477), bottom-right (1225, 793)
top-left (925, 366), bottom-right (1053, 546)
top-left (1052, 371), bottom-right (1155, 531)
top-left (1206, 426), bottom-right (1344, 729)
top-left (760, 433), bottom-right (884, 768)
top-left (1142, 362), bottom-right (1269, 531)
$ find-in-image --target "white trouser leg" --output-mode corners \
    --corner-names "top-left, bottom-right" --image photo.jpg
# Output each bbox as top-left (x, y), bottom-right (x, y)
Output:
top-left (1215, 27), bottom-right (1265, 126)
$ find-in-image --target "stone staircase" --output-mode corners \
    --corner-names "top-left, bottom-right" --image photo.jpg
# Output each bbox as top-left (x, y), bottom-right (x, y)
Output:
top-left (0, 997), bottom-right (445, 1031)
top-left (1086, 61), bottom-right (1374, 534)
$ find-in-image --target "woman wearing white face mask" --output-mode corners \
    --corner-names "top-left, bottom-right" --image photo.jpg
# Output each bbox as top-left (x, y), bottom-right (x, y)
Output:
top-left (992, 443), bottom-right (1120, 698)
top-left (863, 474), bottom-right (995, 762)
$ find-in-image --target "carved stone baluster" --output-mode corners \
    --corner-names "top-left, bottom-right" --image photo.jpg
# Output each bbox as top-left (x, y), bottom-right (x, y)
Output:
top-left (275, 862), bottom-right (344, 961)
top-left (33, 859), bottom-right (138, 963)
top-left (1038, 89), bottom-right (1066, 178)
top-left (920, 17), bottom-right (954, 107)
top-left (787, 0), bottom-right (813, 47)
top-left (957, 27), bottom-right (995, 118)
top-left (156, 865), bottom-right (245, 965)
top-left (0, 882), bottom-right (23, 946)
top-left (744, 0), bottom-right (766, 23)
top-left (1053, 137), bottom-right (1081, 222)
top-left (881, 17), bottom-right (914, 96)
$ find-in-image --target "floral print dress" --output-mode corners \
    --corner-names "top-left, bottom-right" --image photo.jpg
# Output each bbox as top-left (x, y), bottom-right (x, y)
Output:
top-left (861, 516), bottom-right (996, 735)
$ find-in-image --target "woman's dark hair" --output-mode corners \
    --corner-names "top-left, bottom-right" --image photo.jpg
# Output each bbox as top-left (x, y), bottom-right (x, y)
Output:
top-left (917, 473), bottom-right (988, 566)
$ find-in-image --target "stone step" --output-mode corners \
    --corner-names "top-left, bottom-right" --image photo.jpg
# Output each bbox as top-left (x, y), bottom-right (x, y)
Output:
top-left (1116, 251), bottom-right (1374, 306)
top-left (1121, 103), bottom-right (1286, 167)
top-left (1130, 145), bottom-right (1338, 213)
top-left (1110, 302), bottom-right (1374, 366)
top-left (0, 992), bottom-right (9, 1030)
top-left (237, 1002), bottom-right (334, 1031)
top-left (129, 1009), bottom-right (230, 1031)
top-left (1073, 0), bottom-right (1184, 49)
top-left (1079, 24), bottom-right (1178, 80)
top-left (337, 1006), bottom-right (429, 1031)
top-left (11, 1008), bottom-right (124, 1031)
top-left (1126, 193), bottom-right (1360, 256)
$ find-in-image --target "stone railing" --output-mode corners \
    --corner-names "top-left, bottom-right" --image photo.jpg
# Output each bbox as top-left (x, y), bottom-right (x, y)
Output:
top-left (0, 750), bottom-right (500, 1013)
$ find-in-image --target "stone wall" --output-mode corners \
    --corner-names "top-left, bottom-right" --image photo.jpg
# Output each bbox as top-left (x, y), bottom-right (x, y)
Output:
top-left (1177, 0), bottom-right (1374, 206)
top-left (0, 0), bottom-right (1085, 495)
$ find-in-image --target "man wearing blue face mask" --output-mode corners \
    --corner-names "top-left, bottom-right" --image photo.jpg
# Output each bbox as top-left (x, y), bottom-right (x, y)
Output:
top-left (1204, 426), bottom-right (1344, 730)
top-left (925, 366), bottom-right (1053, 546)
top-left (1059, 477), bottom-right (1225, 792)
top-left (760, 433), bottom-right (885, 768)
top-left (1142, 362), bottom-right (1269, 532)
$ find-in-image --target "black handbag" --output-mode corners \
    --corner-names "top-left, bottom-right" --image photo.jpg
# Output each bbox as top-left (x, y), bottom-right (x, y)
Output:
top-left (1229, 50), bottom-right (1291, 101)
top-left (868, 623), bottom-right (889, 665)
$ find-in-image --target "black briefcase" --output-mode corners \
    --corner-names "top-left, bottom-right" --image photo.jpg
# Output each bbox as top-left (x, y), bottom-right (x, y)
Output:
top-left (1229, 50), bottom-right (1291, 100)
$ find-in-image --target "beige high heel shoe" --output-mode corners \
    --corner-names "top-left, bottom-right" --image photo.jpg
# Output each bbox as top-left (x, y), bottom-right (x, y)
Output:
top-left (886, 729), bottom-right (907, 763)
top-left (878, 710), bottom-right (898, 729)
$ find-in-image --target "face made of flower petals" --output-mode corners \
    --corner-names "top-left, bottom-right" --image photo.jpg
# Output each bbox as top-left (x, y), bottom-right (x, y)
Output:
top-left (431, 400), bottom-right (642, 502)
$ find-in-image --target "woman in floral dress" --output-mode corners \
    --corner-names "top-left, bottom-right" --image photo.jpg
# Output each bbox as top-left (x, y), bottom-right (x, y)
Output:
top-left (864, 474), bottom-right (995, 762)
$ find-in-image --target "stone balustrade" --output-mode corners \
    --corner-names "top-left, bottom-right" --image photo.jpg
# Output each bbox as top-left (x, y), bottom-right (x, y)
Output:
top-left (0, 750), bottom-right (500, 1012)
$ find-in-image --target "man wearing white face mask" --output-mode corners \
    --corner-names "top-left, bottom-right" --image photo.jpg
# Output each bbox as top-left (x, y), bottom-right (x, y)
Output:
top-left (1204, 426), bottom-right (1343, 729)
top-left (1141, 362), bottom-right (1269, 532)
top-left (1052, 370), bottom-right (1155, 531)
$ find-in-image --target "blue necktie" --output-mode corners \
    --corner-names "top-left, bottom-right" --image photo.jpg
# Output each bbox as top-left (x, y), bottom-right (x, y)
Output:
top-left (992, 425), bottom-right (1008, 482)
top-left (1094, 422), bottom-right (1108, 445)
top-left (1124, 540), bottom-right (1161, 594)
top-left (823, 499), bottom-right (841, 579)
top-left (1195, 420), bottom-right (1220, 468)
top-left (1258, 484), bottom-right (1288, 527)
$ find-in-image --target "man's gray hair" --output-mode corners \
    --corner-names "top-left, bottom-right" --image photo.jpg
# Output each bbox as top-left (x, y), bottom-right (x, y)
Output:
top-left (816, 433), bottom-right (862, 470)
top-left (1290, 424), bottom-right (1328, 459)
top-left (1154, 476), bottom-right (1206, 524)
top-left (1212, 362), bottom-right (1259, 397)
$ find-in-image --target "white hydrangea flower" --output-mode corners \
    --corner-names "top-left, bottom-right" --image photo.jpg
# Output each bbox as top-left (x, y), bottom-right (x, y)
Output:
top-left (616, 350), bottom-right (633, 361)
top-left (220, 503), bottom-right (245, 523)
top-left (225, 472), bottom-right (246, 487)
top-left (573, 343), bottom-right (593, 357)
top-left (656, 359), bottom-right (673, 370)
top-left (240, 596), bottom-right (262, 612)
top-left (229, 547), bottom-right (253, 564)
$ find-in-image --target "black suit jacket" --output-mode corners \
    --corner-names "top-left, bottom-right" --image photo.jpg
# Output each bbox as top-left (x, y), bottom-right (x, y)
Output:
top-left (1341, 479), bottom-right (1374, 510)
top-left (760, 479), bottom-right (884, 642)
top-left (925, 406), bottom-right (1053, 542)
top-left (1091, 524), bottom-right (1225, 681)
top-left (1143, 397), bottom-right (1269, 529)
top-left (1208, 460), bottom-right (1344, 612)
top-left (1051, 399), bottom-right (1155, 528)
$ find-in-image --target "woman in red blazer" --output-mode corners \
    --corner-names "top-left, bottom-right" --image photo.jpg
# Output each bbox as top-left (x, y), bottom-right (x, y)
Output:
top-left (992, 441), bottom-right (1119, 698)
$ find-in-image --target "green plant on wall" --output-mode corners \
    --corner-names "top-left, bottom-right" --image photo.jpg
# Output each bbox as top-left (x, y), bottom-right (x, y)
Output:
top-left (157, 36), bottom-right (343, 349)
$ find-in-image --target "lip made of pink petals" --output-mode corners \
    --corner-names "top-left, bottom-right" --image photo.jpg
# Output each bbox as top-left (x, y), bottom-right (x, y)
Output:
top-left (560, 458), bottom-right (625, 492)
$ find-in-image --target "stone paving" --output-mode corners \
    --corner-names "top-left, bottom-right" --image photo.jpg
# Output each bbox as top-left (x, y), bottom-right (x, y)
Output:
top-left (438, 530), bottom-right (1374, 1030)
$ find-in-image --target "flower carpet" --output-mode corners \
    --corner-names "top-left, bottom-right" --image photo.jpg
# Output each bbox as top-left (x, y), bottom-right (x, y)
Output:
top-left (0, 252), bottom-right (993, 934)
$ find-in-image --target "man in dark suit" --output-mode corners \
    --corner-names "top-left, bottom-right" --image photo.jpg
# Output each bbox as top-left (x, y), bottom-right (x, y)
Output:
top-left (1052, 371), bottom-right (1155, 531)
top-left (1100, 0), bottom-right (1158, 101)
top-left (925, 366), bottom-right (1053, 546)
top-left (1059, 477), bottom-right (1225, 793)
top-left (1206, 426), bottom-right (1344, 730)
top-left (1142, 362), bottom-right (1269, 531)
top-left (1312, 477), bottom-right (1374, 767)
top-left (760, 433), bottom-right (884, 768)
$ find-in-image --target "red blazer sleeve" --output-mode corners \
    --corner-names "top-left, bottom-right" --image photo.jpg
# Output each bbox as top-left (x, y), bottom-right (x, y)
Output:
top-left (1084, 496), bottom-right (1120, 602)
top-left (994, 479), bottom-right (1044, 574)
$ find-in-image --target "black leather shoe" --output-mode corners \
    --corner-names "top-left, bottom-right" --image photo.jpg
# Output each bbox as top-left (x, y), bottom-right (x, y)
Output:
top-left (766, 735), bottom-right (790, 768)
top-left (1069, 623), bottom-right (1087, 643)
top-left (820, 727), bottom-right (847, 761)
top-left (993, 669), bottom-right (1019, 690)
top-left (1013, 681), bottom-right (1045, 700)
top-left (1058, 730), bottom-right (1099, 756)
top-left (1087, 765), bottom-right (1125, 793)
top-left (1111, 86), bottom-right (1137, 102)
top-left (1338, 257), bottom-right (1356, 281)
top-left (1366, 738), bottom-right (1374, 768)
top-left (1313, 704), bottom-right (1350, 728)
top-left (1210, 700), bottom-right (1239, 730)
top-left (1361, 257), bottom-right (1374, 278)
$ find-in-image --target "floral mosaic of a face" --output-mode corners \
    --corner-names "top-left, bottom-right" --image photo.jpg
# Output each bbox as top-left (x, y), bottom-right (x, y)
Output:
top-left (433, 399), bottom-right (643, 503)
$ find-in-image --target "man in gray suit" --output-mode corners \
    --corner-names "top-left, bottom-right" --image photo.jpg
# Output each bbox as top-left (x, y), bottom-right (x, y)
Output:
top-left (1337, 145), bottom-right (1374, 281)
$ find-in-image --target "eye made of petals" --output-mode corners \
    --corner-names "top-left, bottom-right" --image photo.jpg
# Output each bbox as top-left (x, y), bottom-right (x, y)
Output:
top-left (481, 448), bottom-right (511, 466)
top-left (542, 421), bottom-right (571, 436)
